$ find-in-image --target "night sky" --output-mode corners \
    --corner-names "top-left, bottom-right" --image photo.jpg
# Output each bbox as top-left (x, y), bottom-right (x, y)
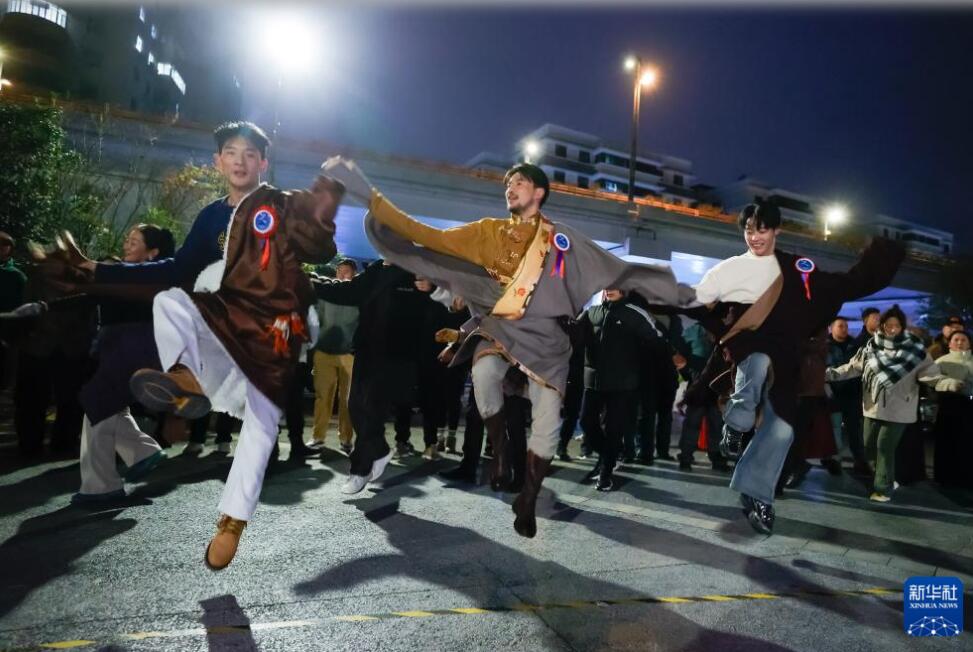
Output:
top-left (207, 5), bottom-right (973, 246)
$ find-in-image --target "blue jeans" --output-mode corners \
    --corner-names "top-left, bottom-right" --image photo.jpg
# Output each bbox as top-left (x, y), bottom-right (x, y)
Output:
top-left (723, 353), bottom-right (771, 433)
top-left (730, 395), bottom-right (794, 504)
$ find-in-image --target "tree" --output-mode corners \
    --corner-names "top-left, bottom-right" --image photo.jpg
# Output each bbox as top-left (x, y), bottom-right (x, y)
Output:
top-left (0, 99), bottom-right (90, 246)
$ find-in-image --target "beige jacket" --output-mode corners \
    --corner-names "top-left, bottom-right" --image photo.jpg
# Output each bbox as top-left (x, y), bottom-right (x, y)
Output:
top-left (826, 348), bottom-right (943, 424)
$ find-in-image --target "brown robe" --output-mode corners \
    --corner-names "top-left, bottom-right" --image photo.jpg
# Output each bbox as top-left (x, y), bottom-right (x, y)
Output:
top-left (192, 180), bottom-right (340, 408)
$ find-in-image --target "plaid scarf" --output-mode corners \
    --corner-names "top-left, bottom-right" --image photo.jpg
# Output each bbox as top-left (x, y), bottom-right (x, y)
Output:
top-left (862, 331), bottom-right (927, 404)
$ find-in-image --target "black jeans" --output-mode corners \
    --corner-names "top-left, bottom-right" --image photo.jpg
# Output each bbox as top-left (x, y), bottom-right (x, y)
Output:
top-left (349, 357), bottom-right (416, 476)
top-left (678, 402), bottom-right (725, 463)
top-left (581, 389), bottom-right (639, 468)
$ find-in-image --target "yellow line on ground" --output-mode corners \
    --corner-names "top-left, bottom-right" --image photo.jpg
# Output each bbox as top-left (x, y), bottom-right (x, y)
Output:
top-left (741, 593), bottom-right (779, 599)
top-left (15, 586), bottom-right (902, 651)
top-left (39, 643), bottom-right (95, 650)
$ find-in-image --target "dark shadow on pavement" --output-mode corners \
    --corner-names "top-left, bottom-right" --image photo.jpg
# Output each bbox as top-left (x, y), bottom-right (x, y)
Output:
top-left (200, 594), bottom-right (259, 652)
top-left (295, 497), bottom-right (799, 652)
top-left (0, 507), bottom-right (136, 619)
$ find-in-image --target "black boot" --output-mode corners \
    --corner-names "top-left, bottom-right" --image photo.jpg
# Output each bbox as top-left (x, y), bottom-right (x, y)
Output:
top-left (719, 425), bottom-right (752, 460)
top-left (740, 493), bottom-right (774, 534)
top-left (512, 450), bottom-right (552, 538)
top-left (484, 411), bottom-right (510, 491)
top-left (439, 460), bottom-right (477, 484)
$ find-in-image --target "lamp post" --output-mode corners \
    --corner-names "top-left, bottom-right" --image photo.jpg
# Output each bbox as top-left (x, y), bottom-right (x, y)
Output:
top-left (823, 204), bottom-right (848, 241)
top-left (623, 55), bottom-right (658, 216)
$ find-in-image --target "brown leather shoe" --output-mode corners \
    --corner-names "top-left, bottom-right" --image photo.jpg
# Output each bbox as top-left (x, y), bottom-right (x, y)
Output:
top-left (204, 514), bottom-right (247, 571)
top-left (130, 364), bottom-right (211, 419)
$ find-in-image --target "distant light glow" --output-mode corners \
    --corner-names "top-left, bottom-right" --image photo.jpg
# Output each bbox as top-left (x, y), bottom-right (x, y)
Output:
top-left (524, 140), bottom-right (540, 161)
top-left (263, 13), bottom-right (322, 77)
top-left (825, 204), bottom-right (848, 225)
top-left (640, 67), bottom-right (659, 88)
top-left (624, 55), bottom-right (637, 71)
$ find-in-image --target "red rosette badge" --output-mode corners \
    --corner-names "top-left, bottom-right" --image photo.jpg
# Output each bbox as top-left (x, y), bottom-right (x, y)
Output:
top-left (252, 205), bottom-right (279, 271)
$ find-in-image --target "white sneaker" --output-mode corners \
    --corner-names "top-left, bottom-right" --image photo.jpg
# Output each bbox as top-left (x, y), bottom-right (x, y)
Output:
top-left (341, 474), bottom-right (369, 495)
top-left (869, 492), bottom-right (891, 503)
top-left (892, 481), bottom-right (900, 491)
top-left (422, 445), bottom-right (440, 461)
top-left (216, 442), bottom-right (232, 454)
top-left (369, 449), bottom-right (395, 482)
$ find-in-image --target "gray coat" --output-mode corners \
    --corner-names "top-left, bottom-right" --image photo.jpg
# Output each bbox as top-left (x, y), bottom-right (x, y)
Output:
top-left (365, 214), bottom-right (688, 394)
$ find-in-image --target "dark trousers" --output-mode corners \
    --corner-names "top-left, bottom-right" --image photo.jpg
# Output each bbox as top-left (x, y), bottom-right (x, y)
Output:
top-left (349, 357), bottom-right (416, 476)
top-left (416, 360), bottom-right (447, 446)
top-left (284, 361), bottom-right (313, 444)
top-left (678, 402), bottom-right (725, 463)
top-left (834, 392), bottom-right (866, 465)
top-left (558, 374), bottom-right (584, 449)
top-left (505, 394), bottom-right (530, 483)
top-left (581, 389), bottom-right (639, 468)
top-left (189, 412), bottom-right (236, 444)
top-left (635, 381), bottom-right (677, 459)
top-left (443, 364), bottom-right (469, 432)
top-left (14, 350), bottom-right (87, 454)
top-left (458, 386), bottom-right (484, 469)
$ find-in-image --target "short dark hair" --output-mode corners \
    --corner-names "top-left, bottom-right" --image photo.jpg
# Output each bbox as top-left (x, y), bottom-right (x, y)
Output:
top-left (948, 329), bottom-right (970, 345)
top-left (737, 198), bottom-right (782, 231)
top-left (831, 316), bottom-right (848, 324)
top-left (880, 304), bottom-right (907, 329)
top-left (946, 315), bottom-right (965, 327)
top-left (0, 231), bottom-right (13, 247)
top-left (861, 307), bottom-right (880, 320)
top-left (504, 163), bottom-right (550, 207)
top-left (214, 121), bottom-right (270, 158)
top-left (335, 258), bottom-right (358, 272)
top-left (135, 224), bottom-right (176, 259)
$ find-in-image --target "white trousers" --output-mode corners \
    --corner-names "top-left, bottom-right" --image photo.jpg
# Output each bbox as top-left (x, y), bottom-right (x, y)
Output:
top-left (471, 354), bottom-right (562, 458)
top-left (154, 289), bottom-right (282, 521)
top-left (79, 409), bottom-right (161, 495)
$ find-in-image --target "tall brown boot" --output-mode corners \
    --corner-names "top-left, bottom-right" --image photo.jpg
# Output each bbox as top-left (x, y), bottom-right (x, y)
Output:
top-left (484, 410), bottom-right (509, 491)
top-left (512, 449), bottom-right (553, 538)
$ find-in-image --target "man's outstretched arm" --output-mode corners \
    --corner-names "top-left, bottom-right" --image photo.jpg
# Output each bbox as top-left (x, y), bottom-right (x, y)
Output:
top-left (323, 157), bottom-right (489, 267)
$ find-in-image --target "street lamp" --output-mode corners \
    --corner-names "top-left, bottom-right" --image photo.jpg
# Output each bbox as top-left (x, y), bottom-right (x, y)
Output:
top-left (261, 14), bottom-right (321, 182)
top-left (523, 139), bottom-right (540, 163)
top-left (823, 204), bottom-right (848, 241)
top-left (623, 54), bottom-right (659, 216)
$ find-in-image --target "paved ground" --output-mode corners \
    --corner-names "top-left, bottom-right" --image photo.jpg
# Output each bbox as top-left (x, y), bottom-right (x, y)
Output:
top-left (1, 418), bottom-right (971, 652)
